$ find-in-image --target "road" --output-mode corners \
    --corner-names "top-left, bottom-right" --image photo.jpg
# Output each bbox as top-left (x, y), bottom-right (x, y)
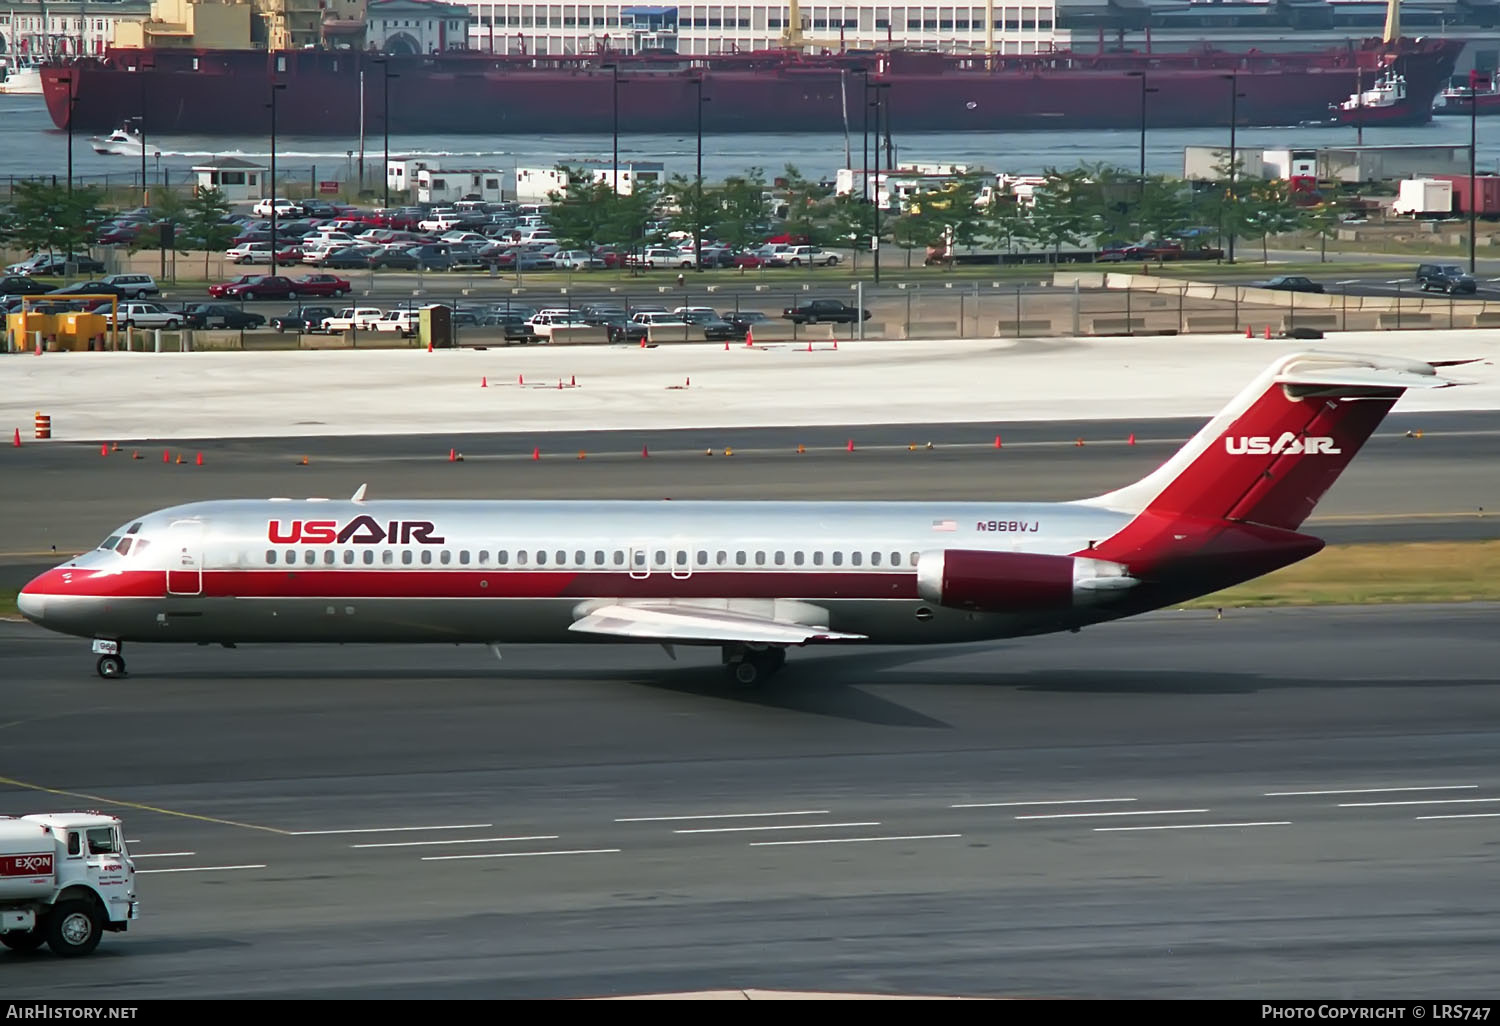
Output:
top-left (2, 414), bottom-right (1496, 590)
top-left (3, 605), bottom-right (1500, 997)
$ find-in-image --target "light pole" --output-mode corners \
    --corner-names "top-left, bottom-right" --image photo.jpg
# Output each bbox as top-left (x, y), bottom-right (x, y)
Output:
top-left (1220, 72), bottom-right (1242, 264)
top-left (605, 62), bottom-right (621, 193)
top-left (138, 60), bottom-right (155, 204)
top-left (693, 72), bottom-right (709, 271)
top-left (1471, 68), bottom-right (1485, 274)
top-left (268, 80), bottom-right (287, 274)
top-left (1125, 71), bottom-right (1157, 204)
top-left (870, 81), bottom-right (890, 285)
top-left (60, 73), bottom-right (74, 195)
top-left (373, 58), bottom-right (397, 207)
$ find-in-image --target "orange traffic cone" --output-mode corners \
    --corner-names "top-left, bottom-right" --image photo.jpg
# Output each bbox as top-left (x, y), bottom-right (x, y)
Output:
top-left (131, 451), bottom-right (141, 460)
top-left (570, 374), bottom-right (576, 387)
top-left (746, 327), bottom-right (754, 347)
top-left (994, 435), bottom-right (1002, 449)
top-left (100, 444), bottom-right (108, 457)
top-left (427, 340), bottom-right (433, 353)
top-left (796, 443), bottom-right (806, 454)
top-left (449, 448), bottom-right (458, 462)
top-left (195, 452), bottom-right (204, 466)
top-left (1245, 325), bottom-right (1253, 338)
top-left (723, 339), bottom-right (729, 350)
top-left (518, 373), bottom-right (524, 386)
top-left (1264, 325), bottom-right (1272, 339)
top-left (12, 428), bottom-right (20, 447)
top-left (641, 444), bottom-right (650, 458)
top-left (846, 439), bottom-right (855, 452)
top-left (480, 376), bottom-right (488, 388)
top-left (1075, 438), bottom-right (1085, 447)
top-left (832, 339), bottom-right (838, 350)
top-left (806, 341), bottom-right (813, 352)
top-left (162, 450), bottom-right (170, 463)
top-left (531, 447), bottom-right (540, 461)
top-left (1127, 433), bottom-right (1136, 446)
top-left (175, 453), bottom-right (185, 464)
top-left (685, 377), bottom-right (690, 388)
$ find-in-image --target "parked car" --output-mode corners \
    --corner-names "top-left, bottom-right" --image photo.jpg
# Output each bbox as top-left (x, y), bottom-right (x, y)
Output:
top-left (225, 241), bottom-right (274, 264)
top-left (0, 275), bottom-right (52, 297)
top-left (46, 280), bottom-right (126, 301)
top-left (217, 275), bottom-right (299, 300)
top-left (7, 253), bottom-right (105, 276)
top-left (672, 306), bottom-right (738, 340)
top-left (320, 307), bottom-right (385, 332)
top-left (115, 301), bottom-right (182, 329)
top-left (100, 273), bottom-right (159, 299)
top-left (252, 197), bottom-right (305, 217)
top-left (269, 306), bottom-right (337, 333)
top-left (768, 245), bottom-right (840, 268)
top-left (553, 249), bottom-right (606, 270)
top-left (630, 247), bottom-right (697, 269)
top-left (322, 246), bottom-right (380, 270)
top-left (782, 299), bottom-right (869, 324)
top-left (600, 315), bottom-right (648, 344)
top-left (286, 273), bottom-right (351, 297)
top-left (1255, 275), bottom-right (1325, 293)
top-left (723, 309), bottom-right (775, 337)
top-left (207, 274), bottom-right (261, 298)
top-left (373, 309), bottom-right (420, 336)
top-left (1415, 263), bottom-right (1477, 294)
top-left (183, 303), bottom-right (268, 330)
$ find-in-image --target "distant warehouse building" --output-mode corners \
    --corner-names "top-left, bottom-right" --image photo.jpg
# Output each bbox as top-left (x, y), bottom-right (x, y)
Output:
top-left (1184, 144), bottom-right (1470, 185)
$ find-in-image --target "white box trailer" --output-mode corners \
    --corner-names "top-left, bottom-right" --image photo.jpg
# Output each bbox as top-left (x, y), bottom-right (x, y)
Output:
top-left (1391, 178), bottom-right (1454, 217)
top-left (0, 812), bottom-right (138, 956)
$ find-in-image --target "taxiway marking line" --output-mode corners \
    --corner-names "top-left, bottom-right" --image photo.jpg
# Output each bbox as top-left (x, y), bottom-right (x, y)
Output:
top-left (352, 835), bottom-right (558, 849)
top-left (750, 834), bottom-right (962, 847)
top-left (675, 821), bottom-right (880, 835)
top-left (1267, 785), bottom-right (1477, 796)
top-left (951, 798), bottom-right (1136, 809)
top-left (1338, 798), bottom-right (1500, 808)
top-left (288, 823), bottom-right (493, 835)
top-left (0, 774), bottom-right (291, 835)
top-left (137, 864), bottom-right (267, 874)
top-left (1015, 808), bottom-right (1209, 820)
top-left (422, 849), bottom-right (621, 861)
top-left (1095, 821), bottom-right (1292, 833)
top-left (615, 810), bottom-right (831, 823)
top-left (1416, 813), bottom-right (1500, 820)
top-left (130, 852), bottom-right (196, 858)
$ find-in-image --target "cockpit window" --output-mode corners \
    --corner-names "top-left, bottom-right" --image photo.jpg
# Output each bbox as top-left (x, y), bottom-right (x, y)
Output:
top-left (100, 535), bottom-right (121, 550)
top-left (115, 538), bottom-right (133, 555)
top-left (126, 523), bottom-right (142, 534)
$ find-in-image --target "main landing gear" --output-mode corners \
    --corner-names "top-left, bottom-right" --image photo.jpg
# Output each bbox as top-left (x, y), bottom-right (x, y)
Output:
top-left (722, 644), bottom-right (786, 687)
top-left (92, 639), bottom-right (126, 679)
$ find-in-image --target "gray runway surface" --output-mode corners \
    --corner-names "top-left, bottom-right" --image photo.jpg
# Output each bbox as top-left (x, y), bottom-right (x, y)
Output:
top-left (3, 606), bottom-right (1500, 998)
top-left (2, 411), bottom-right (1497, 591)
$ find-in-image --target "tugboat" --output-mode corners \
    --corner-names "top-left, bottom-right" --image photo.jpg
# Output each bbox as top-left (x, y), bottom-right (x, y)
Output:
top-left (1432, 74), bottom-right (1500, 115)
top-left (1332, 69), bottom-right (1428, 126)
top-left (89, 118), bottom-right (160, 157)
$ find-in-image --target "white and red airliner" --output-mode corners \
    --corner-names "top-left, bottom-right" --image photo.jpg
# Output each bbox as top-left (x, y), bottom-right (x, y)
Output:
top-left (18, 351), bottom-right (1460, 684)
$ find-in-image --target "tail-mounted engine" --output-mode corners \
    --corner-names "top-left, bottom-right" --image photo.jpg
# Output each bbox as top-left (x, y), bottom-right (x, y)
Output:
top-left (915, 550), bottom-right (1137, 613)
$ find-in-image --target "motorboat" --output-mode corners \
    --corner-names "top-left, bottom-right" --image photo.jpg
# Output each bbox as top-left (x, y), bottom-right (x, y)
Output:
top-left (0, 56), bottom-right (42, 95)
top-left (89, 120), bottom-right (160, 157)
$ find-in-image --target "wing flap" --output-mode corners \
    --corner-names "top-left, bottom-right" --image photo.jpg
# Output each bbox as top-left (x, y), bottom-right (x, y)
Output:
top-left (569, 602), bottom-right (866, 645)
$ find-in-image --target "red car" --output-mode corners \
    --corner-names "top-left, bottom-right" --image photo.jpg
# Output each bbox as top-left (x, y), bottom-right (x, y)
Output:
top-left (288, 273), bottom-right (352, 297)
top-left (207, 274), bottom-right (260, 298)
top-left (762, 233), bottom-right (810, 246)
top-left (218, 275), bottom-right (300, 300)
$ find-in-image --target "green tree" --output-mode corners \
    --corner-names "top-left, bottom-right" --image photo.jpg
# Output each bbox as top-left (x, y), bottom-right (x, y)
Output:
top-left (182, 187), bottom-right (238, 280)
top-left (1134, 176), bottom-right (1196, 253)
top-left (662, 172), bottom-right (719, 259)
top-left (7, 180), bottom-right (105, 263)
top-left (544, 166), bottom-right (621, 251)
top-left (1301, 202), bottom-right (1342, 262)
top-left (711, 168), bottom-right (771, 252)
top-left (129, 187), bottom-right (192, 282)
top-left (889, 206), bottom-right (937, 268)
top-left (824, 193), bottom-right (878, 269)
top-left (1028, 167), bottom-right (1095, 262)
top-left (979, 184), bottom-right (1035, 255)
top-left (776, 164), bottom-right (833, 245)
top-left (1239, 180), bottom-right (1305, 263)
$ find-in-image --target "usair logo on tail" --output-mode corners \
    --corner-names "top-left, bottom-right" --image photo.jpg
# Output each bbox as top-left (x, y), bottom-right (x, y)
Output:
top-left (1224, 433), bottom-right (1342, 455)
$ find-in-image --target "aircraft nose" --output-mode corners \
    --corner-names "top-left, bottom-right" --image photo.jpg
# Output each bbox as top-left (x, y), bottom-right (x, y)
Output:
top-left (16, 580), bottom-right (46, 624)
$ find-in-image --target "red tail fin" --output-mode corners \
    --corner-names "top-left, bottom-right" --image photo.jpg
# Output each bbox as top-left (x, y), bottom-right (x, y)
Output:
top-left (1084, 352), bottom-right (1456, 531)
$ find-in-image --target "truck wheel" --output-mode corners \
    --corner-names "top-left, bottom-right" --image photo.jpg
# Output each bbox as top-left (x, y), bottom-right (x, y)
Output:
top-left (1, 928), bottom-right (46, 952)
top-left (45, 900), bottom-right (103, 957)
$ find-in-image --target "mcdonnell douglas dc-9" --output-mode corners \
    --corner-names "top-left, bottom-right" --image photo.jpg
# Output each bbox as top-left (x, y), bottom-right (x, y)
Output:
top-left (18, 352), bottom-right (1460, 684)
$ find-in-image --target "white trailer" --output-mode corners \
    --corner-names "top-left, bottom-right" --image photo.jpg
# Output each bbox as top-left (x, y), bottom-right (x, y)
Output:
top-left (0, 812), bottom-right (138, 957)
top-left (1391, 178), bottom-right (1454, 217)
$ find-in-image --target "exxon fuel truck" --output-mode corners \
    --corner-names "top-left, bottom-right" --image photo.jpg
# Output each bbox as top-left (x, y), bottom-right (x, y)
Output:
top-left (0, 812), bottom-right (138, 956)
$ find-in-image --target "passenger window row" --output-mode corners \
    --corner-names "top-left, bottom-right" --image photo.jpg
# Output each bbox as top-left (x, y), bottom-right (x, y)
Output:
top-left (261, 548), bottom-right (921, 569)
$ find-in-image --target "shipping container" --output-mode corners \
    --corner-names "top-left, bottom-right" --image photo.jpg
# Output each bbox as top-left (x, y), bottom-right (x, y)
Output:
top-left (1429, 174), bottom-right (1500, 216)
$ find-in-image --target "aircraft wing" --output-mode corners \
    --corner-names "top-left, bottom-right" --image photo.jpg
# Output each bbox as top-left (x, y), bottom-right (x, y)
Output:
top-left (568, 602), bottom-right (866, 645)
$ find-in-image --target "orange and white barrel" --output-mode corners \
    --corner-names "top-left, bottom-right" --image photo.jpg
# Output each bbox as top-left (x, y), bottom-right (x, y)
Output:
top-left (33, 412), bottom-right (51, 440)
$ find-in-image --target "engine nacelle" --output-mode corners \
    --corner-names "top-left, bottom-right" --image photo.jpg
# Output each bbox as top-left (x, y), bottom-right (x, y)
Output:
top-left (915, 549), bottom-right (1137, 613)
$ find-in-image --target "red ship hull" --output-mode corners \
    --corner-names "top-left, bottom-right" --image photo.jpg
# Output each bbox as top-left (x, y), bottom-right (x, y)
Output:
top-left (41, 38), bottom-right (1462, 136)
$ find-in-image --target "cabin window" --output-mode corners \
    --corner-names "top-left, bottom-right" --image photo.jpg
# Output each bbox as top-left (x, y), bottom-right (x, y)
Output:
top-left (716, 550), bottom-right (728, 566)
top-left (401, 550), bottom-right (413, 565)
top-left (555, 549), bottom-right (566, 566)
top-left (478, 551), bottom-right (489, 565)
top-left (285, 549), bottom-right (295, 564)
top-left (514, 550), bottom-right (526, 566)
top-left (832, 552), bottom-right (844, 566)
top-left (575, 550), bottom-right (585, 565)
top-left (794, 551), bottom-right (805, 566)
top-left (536, 551), bottom-right (547, 565)
top-left (910, 551), bottom-right (920, 566)
top-left (381, 551), bottom-right (392, 565)
top-left (735, 551), bottom-right (747, 566)
top-left (851, 552), bottom-right (862, 567)
top-left (613, 551), bottom-right (625, 566)
top-left (871, 551), bottom-right (882, 566)
top-left (774, 551), bottom-right (785, 566)
top-left (595, 550), bottom-right (606, 566)
top-left (891, 551), bottom-right (902, 566)
top-left (342, 550), bottom-right (355, 565)
top-left (754, 551), bottom-right (766, 566)
top-left (813, 551), bottom-right (824, 566)
top-left (654, 549), bottom-right (667, 568)
top-left (304, 550), bottom-right (316, 565)
top-left (421, 551), bottom-right (434, 565)
top-left (323, 551), bottom-right (336, 566)
top-left (675, 550), bottom-right (688, 567)
top-left (697, 550), bottom-right (708, 565)
top-left (459, 550), bottom-right (470, 565)
top-left (266, 549), bottom-right (277, 564)
top-left (497, 550), bottom-right (509, 565)
top-left (440, 551), bottom-right (452, 565)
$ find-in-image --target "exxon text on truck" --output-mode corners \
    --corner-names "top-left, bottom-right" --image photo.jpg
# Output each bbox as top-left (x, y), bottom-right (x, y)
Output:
top-left (0, 812), bottom-right (138, 956)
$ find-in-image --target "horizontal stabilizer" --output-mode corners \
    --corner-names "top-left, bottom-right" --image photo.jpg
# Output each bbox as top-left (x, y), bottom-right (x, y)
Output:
top-left (569, 602), bottom-right (866, 645)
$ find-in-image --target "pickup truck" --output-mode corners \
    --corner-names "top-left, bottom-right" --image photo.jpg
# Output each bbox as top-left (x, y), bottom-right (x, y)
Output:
top-left (320, 307), bottom-right (384, 332)
top-left (782, 299), bottom-right (870, 324)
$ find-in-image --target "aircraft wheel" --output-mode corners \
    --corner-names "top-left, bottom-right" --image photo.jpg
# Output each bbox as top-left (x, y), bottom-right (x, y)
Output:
top-left (96, 655), bottom-right (125, 679)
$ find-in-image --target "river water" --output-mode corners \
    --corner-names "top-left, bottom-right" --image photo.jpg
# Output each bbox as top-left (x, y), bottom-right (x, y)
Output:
top-left (6, 92), bottom-right (1500, 190)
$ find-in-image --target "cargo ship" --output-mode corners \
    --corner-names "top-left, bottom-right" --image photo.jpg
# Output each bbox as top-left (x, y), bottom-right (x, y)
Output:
top-left (37, 0), bottom-right (1463, 137)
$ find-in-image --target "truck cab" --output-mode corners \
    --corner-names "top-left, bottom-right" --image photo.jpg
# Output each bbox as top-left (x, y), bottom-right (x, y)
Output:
top-left (1, 812), bottom-right (137, 957)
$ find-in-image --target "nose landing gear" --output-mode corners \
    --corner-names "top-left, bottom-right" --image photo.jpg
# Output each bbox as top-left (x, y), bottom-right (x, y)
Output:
top-left (91, 639), bottom-right (126, 679)
top-left (722, 644), bottom-right (786, 687)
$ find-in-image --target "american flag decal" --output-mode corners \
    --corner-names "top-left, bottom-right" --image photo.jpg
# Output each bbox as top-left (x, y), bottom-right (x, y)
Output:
top-left (931, 519), bottom-right (957, 532)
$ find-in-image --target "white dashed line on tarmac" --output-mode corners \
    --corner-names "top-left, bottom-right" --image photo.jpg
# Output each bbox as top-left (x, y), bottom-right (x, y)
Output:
top-left (1094, 821), bottom-right (1292, 833)
top-left (750, 834), bottom-right (962, 847)
top-left (1416, 812), bottom-right (1500, 820)
top-left (137, 864), bottom-right (268, 874)
top-left (352, 835), bottom-right (559, 849)
top-left (288, 823), bottom-right (493, 835)
top-left (130, 852), bottom-right (197, 858)
top-left (421, 849), bottom-right (621, 861)
top-left (951, 797), bottom-right (1137, 809)
top-left (1015, 808), bottom-right (1209, 820)
top-left (615, 810), bottom-right (831, 823)
top-left (674, 822), bottom-right (880, 835)
top-left (1337, 798), bottom-right (1500, 808)
top-left (1266, 785), bottom-right (1477, 796)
